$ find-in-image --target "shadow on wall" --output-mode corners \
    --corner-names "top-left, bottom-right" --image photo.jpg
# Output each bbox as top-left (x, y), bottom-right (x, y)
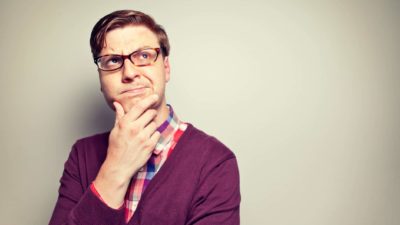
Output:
top-left (69, 74), bottom-right (115, 136)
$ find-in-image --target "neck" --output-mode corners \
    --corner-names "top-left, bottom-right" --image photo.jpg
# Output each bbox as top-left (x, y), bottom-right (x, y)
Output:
top-left (153, 99), bottom-right (170, 128)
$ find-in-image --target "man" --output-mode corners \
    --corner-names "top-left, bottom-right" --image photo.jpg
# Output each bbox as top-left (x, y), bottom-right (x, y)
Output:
top-left (49, 10), bottom-right (240, 225)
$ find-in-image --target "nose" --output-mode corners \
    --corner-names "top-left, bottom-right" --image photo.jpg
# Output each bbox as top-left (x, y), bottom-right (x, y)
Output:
top-left (121, 58), bottom-right (140, 83)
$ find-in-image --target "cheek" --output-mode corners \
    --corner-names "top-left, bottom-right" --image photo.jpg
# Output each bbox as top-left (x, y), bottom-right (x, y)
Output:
top-left (100, 79), bottom-right (118, 100)
top-left (100, 75), bottom-right (115, 89)
top-left (144, 63), bottom-right (167, 81)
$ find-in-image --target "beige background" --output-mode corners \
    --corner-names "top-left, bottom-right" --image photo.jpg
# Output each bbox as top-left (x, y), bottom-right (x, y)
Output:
top-left (1, 0), bottom-right (399, 224)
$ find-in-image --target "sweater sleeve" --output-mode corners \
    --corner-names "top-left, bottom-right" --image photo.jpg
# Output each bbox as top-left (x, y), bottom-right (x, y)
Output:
top-left (48, 143), bottom-right (125, 225)
top-left (187, 155), bottom-right (241, 225)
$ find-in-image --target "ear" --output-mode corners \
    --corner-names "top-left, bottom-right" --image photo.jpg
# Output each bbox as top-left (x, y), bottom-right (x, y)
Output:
top-left (163, 57), bottom-right (170, 82)
top-left (98, 70), bottom-right (104, 92)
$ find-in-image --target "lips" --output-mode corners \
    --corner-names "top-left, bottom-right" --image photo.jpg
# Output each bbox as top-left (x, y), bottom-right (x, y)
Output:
top-left (120, 85), bottom-right (149, 97)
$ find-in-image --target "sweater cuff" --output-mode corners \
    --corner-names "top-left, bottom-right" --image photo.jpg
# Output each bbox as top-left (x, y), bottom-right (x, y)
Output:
top-left (71, 185), bottom-right (125, 225)
top-left (90, 183), bottom-right (125, 210)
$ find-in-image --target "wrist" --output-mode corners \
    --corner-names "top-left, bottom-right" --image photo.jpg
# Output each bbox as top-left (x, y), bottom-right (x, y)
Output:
top-left (93, 163), bottom-right (130, 209)
top-left (98, 161), bottom-right (130, 185)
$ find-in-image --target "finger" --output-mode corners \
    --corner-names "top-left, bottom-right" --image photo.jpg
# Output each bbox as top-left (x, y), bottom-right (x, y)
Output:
top-left (142, 121), bottom-right (158, 139)
top-left (142, 130), bottom-right (161, 154)
top-left (135, 109), bottom-right (157, 129)
top-left (113, 101), bottom-right (125, 125)
top-left (124, 94), bottom-right (159, 121)
top-left (149, 131), bottom-right (161, 146)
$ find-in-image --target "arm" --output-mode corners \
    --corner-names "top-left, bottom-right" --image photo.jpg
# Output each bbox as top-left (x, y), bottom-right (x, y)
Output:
top-left (49, 95), bottom-right (161, 225)
top-left (48, 144), bottom-right (126, 225)
top-left (187, 157), bottom-right (241, 225)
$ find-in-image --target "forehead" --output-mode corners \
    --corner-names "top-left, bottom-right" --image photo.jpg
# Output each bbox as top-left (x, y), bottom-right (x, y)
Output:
top-left (101, 25), bottom-right (159, 55)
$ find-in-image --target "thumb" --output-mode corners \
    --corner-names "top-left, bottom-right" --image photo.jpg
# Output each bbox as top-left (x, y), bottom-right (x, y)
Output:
top-left (113, 101), bottom-right (125, 125)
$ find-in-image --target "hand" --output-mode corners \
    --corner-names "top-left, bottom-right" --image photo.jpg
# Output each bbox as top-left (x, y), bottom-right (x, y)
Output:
top-left (106, 94), bottom-right (161, 180)
top-left (93, 94), bottom-right (161, 208)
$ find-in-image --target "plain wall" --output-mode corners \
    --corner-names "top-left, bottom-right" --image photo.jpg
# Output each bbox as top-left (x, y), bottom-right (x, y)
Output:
top-left (0, 0), bottom-right (399, 224)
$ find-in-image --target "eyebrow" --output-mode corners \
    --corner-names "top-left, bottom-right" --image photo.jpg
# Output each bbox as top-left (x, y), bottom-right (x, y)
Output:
top-left (101, 45), bottom-right (155, 56)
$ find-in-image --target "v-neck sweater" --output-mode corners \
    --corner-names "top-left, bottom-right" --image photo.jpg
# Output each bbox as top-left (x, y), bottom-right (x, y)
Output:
top-left (49, 123), bottom-right (240, 225)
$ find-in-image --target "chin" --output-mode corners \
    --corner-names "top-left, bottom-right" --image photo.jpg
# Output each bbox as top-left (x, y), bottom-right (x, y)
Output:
top-left (121, 95), bottom-right (161, 112)
top-left (120, 97), bottom-right (142, 112)
top-left (107, 90), bottom-right (163, 113)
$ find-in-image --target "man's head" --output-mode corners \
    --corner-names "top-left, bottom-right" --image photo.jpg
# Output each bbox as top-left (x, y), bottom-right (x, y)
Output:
top-left (90, 10), bottom-right (170, 59)
top-left (90, 10), bottom-right (171, 113)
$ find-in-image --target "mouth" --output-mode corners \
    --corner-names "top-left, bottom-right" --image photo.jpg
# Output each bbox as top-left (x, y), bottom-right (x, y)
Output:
top-left (120, 86), bottom-right (149, 97)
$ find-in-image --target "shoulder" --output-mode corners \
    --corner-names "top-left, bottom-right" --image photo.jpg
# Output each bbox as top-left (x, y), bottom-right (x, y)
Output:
top-left (73, 131), bottom-right (110, 150)
top-left (177, 123), bottom-right (236, 166)
top-left (75, 131), bottom-right (110, 147)
top-left (69, 131), bottom-right (110, 163)
top-left (176, 124), bottom-right (241, 223)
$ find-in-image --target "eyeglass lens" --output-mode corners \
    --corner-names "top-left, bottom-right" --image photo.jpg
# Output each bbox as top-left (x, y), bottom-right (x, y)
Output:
top-left (97, 48), bottom-right (159, 71)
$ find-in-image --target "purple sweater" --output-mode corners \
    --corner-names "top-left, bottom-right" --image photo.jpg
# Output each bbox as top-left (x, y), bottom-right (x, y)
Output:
top-left (49, 124), bottom-right (240, 225)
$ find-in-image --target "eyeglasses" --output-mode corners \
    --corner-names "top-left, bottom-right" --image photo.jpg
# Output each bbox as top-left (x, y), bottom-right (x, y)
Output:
top-left (94, 48), bottom-right (161, 71)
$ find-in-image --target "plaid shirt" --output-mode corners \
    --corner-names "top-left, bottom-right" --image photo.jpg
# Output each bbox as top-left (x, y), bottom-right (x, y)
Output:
top-left (90, 105), bottom-right (187, 222)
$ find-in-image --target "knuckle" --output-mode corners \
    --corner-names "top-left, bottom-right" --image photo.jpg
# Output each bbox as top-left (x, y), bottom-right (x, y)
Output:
top-left (148, 121), bottom-right (156, 129)
top-left (150, 110), bottom-right (157, 117)
top-left (143, 141), bottom-right (151, 149)
top-left (117, 121), bottom-right (126, 129)
top-left (129, 125), bottom-right (139, 134)
top-left (137, 101), bottom-right (148, 111)
top-left (138, 103), bottom-right (145, 111)
top-left (132, 103), bottom-right (143, 112)
top-left (145, 140), bottom-right (156, 149)
top-left (137, 132), bottom-right (147, 143)
top-left (116, 117), bottom-right (129, 129)
top-left (149, 138), bottom-right (157, 147)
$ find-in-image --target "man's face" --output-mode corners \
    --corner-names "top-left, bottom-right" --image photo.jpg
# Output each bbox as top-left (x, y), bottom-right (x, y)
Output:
top-left (98, 25), bottom-right (170, 112)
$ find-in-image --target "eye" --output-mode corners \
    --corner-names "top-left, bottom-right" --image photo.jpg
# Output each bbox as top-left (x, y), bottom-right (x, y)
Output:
top-left (131, 49), bottom-right (158, 66)
top-left (140, 52), bottom-right (150, 59)
top-left (106, 56), bottom-right (122, 65)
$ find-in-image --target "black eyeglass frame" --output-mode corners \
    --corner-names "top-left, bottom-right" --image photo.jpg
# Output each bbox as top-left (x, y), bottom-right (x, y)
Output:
top-left (94, 47), bottom-right (161, 72)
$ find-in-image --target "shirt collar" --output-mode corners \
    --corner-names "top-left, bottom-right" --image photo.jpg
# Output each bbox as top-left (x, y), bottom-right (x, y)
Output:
top-left (153, 104), bottom-right (181, 155)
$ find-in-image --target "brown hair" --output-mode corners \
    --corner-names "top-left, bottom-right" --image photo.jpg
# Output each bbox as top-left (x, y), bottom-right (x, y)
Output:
top-left (90, 10), bottom-right (170, 59)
